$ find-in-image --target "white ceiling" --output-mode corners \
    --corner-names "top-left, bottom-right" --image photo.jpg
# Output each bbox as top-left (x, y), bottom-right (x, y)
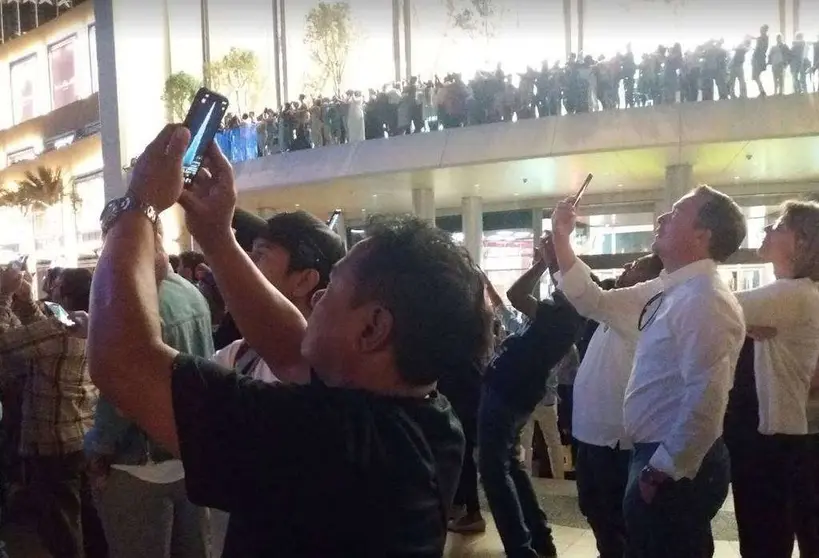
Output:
top-left (238, 136), bottom-right (819, 217)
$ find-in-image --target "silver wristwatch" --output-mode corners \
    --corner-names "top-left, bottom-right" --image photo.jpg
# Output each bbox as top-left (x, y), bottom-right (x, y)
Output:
top-left (99, 193), bottom-right (158, 237)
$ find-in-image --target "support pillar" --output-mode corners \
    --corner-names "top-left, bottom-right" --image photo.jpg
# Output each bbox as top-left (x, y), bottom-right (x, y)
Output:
top-left (412, 188), bottom-right (435, 225)
top-left (392, 0), bottom-right (401, 82)
top-left (403, 0), bottom-right (412, 79)
top-left (563, 0), bottom-right (572, 60)
top-left (462, 196), bottom-right (483, 267)
top-left (96, 0), bottom-right (172, 202)
top-left (272, 0), bottom-right (282, 106)
top-left (280, 0), bottom-right (289, 102)
top-left (657, 164), bottom-right (693, 219)
top-left (334, 210), bottom-right (349, 251)
top-left (531, 208), bottom-right (544, 299)
top-left (200, 0), bottom-right (210, 86)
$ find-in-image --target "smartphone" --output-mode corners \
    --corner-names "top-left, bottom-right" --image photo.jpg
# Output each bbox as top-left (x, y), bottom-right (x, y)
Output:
top-left (9, 255), bottom-right (27, 271)
top-left (43, 301), bottom-right (75, 327)
top-left (182, 88), bottom-right (230, 185)
top-left (572, 174), bottom-right (594, 208)
top-left (327, 210), bottom-right (341, 230)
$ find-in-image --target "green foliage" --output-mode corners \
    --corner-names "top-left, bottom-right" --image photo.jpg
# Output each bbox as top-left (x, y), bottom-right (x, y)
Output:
top-left (445, 0), bottom-right (499, 40)
top-left (304, 1), bottom-right (354, 97)
top-left (0, 167), bottom-right (79, 216)
top-left (206, 48), bottom-right (260, 113)
top-left (162, 71), bottom-right (201, 123)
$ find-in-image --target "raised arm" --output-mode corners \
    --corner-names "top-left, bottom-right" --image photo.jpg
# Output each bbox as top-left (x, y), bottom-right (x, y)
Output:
top-left (88, 126), bottom-right (192, 457)
top-left (507, 236), bottom-right (550, 320)
top-left (550, 199), bottom-right (661, 337)
top-left (178, 142), bottom-right (308, 380)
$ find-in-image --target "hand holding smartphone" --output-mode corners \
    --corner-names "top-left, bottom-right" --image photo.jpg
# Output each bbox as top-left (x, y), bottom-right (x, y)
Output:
top-left (572, 174), bottom-right (593, 208)
top-left (181, 88), bottom-right (230, 185)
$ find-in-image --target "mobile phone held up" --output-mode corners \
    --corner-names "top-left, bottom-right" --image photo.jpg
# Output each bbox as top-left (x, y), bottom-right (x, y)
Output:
top-left (572, 174), bottom-right (594, 208)
top-left (182, 88), bottom-right (230, 186)
top-left (327, 209), bottom-right (342, 231)
top-left (43, 301), bottom-right (76, 328)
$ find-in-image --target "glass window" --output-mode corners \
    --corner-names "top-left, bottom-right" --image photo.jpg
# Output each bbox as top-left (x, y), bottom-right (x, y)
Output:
top-left (7, 147), bottom-right (36, 165)
top-left (49, 35), bottom-right (78, 109)
top-left (88, 24), bottom-right (98, 93)
top-left (10, 54), bottom-right (38, 124)
top-left (483, 229), bottom-right (534, 303)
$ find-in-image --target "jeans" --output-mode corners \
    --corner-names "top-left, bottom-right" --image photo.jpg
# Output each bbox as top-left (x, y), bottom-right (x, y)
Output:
top-left (623, 439), bottom-right (729, 558)
top-left (93, 469), bottom-right (209, 558)
top-left (478, 386), bottom-right (553, 558)
top-left (576, 441), bottom-right (632, 558)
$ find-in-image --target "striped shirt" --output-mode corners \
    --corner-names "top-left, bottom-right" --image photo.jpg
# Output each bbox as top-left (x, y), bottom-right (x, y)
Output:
top-left (0, 299), bottom-right (97, 456)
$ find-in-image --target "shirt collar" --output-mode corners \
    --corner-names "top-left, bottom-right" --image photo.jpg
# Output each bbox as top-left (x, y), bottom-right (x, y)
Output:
top-left (659, 258), bottom-right (717, 291)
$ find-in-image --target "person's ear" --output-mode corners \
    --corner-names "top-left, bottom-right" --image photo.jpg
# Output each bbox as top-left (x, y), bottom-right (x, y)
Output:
top-left (358, 305), bottom-right (393, 354)
top-left (292, 269), bottom-right (320, 301)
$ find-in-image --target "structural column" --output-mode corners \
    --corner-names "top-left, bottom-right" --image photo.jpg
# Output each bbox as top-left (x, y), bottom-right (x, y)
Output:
top-left (657, 163), bottom-right (693, 219)
top-left (333, 210), bottom-right (349, 251)
top-left (531, 208), bottom-right (544, 298)
top-left (96, 0), bottom-right (172, 202)
top-left (412, 187), bottom-right (435, 225)
top-left (392, 0), bottom-right (401, 82)
top-left (462, 196), bottom-right (484, 267)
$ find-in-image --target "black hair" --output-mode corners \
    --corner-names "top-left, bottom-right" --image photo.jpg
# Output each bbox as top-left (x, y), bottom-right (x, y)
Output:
top-left (353, 215), bottom-right (493, 386)
top-left (168, 254), bottom-right (180, 274)
top-left (58, 268), bottom-right (93, 312)
top-left (179, 251), bottom-right (206, 271)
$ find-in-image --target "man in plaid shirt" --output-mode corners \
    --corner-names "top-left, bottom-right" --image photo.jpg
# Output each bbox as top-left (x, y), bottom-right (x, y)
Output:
top-left (0, 266), bottom-right (98, 558)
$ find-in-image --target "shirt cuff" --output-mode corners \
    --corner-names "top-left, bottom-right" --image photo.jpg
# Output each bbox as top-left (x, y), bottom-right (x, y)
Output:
top-left (556, 259), bottom-right (594, 300)
top-left (648, 444), bottom-right (684, 481)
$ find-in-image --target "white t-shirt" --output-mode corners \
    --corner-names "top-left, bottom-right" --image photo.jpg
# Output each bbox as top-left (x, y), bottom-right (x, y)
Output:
top-left (212, 340), bottom-right (278, 383)
top-left (112, 460), bottom-right (185, 484)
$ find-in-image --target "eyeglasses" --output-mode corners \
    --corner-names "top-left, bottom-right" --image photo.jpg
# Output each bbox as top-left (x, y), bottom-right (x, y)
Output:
top-left (638, 291), bottom-right (664, 331)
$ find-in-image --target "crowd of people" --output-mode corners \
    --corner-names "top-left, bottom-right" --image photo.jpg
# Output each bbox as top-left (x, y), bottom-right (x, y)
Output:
top-left (215, 24), bottom-right (819, 161)
top-left (0, 120), bottom-right (818, 558)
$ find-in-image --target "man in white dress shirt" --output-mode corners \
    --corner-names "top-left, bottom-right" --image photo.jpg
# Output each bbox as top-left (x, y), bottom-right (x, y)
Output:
top-left (567, 253), bottom-right (663, 558)
top-left (552, 185), bottom-right (747, 558)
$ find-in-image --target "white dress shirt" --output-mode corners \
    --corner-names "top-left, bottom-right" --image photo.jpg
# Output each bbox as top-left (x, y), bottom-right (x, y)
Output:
top-left (735, 278), bottom-right (819, 435)
top-left (559, 258), bottom-right (746, 480)
top-left (557, 260), bottom-right (660, 449)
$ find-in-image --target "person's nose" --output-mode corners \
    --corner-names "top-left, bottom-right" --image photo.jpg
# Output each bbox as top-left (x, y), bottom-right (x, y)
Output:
top-left (311, 289), bottom-right (326, 308)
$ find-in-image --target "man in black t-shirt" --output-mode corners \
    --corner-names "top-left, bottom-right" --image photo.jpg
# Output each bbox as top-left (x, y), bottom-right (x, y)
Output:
top-left (86, 125), bottom-right (493, 557)
top-left (480, 236), bottom-right (584, 558)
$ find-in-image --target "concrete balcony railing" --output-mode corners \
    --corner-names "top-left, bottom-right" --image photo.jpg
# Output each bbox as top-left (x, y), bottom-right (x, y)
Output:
top-left (231, 92), bottom-right (819, 193)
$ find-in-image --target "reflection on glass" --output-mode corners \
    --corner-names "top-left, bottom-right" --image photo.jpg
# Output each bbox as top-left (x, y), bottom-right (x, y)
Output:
top-left (10, 54), bottom-right (38, 124)
top-left (49, 36), bottom-right (78, 110)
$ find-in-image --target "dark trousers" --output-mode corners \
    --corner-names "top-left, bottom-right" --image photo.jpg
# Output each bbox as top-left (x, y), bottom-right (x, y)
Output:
top-left (623, 440), bottom-right (730, 558)
top-left (453, 435), bottom-right (480, 514)
top-left (725, 431), bottom-right (819, 558)
top-left (576, 441), bottom-right (632, 558)
top-left (478, 386), bottom-right (553, 558)
top-left (26, 451), bottom-right (94, 558)
top-left (797, 434), bottom-right (819, 555)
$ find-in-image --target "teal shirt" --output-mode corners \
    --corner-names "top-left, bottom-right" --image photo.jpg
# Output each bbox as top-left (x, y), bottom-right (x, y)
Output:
top-left (158, 273), bottom-right (215, 359)
top-left (85, 272), bottom-right (214, 459)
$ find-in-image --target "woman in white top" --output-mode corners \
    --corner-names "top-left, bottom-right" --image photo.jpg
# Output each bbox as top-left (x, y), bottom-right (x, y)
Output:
top-left (724, 199), bottom-right (819, 558)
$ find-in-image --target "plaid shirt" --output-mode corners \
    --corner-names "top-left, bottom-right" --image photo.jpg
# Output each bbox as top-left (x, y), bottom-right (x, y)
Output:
top-left (0, 298), bottom-right (97, 456)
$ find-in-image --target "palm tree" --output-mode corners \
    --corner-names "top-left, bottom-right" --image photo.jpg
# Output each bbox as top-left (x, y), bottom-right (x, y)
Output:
top-left (12, 166), bottom-right (80, 266)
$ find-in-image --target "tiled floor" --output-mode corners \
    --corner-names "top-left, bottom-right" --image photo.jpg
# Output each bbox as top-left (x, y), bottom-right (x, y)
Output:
top-left (445, 518), bottom-right (751, 558)
top-left (0, 478), bottom-right (801, 557)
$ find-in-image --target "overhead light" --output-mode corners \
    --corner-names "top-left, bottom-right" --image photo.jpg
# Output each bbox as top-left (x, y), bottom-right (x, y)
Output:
top-left (617, 183), bottom-right (623, 188)
top-left (295, 204), bottom-right (300, 208)
top-left (513, 192), bottom-right (520, 197)
top-left (734, 176), bottom-right (740, 181)
top-left (372, 194), bottom-right (378, 198)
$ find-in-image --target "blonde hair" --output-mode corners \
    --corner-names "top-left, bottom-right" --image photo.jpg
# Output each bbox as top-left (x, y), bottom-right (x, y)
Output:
top-left (780, 200), bottom-right (819, 281)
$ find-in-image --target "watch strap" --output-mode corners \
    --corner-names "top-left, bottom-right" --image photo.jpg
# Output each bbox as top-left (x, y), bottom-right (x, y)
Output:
top-left (100, 194), bottom-right (158, 237)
